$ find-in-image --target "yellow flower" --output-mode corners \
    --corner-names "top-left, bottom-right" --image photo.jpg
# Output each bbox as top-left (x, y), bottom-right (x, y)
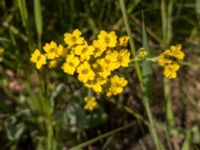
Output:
top-left (64, 29), bottom-right (84, 47)
top-left (30, 49), bottom-right (46, 69)
top-left (98, 66), bottom-right (111, 79)
top-left (43, 41), bottom-right (58, 59)
top-left (84, 97), bottom-right (97, 111)
top-left (107, 75), bottom-right (128, 96)
top-left (85, 81), bottom-right (102, 93)
top-left (77, 61), bottom-right (95, 83)
top-left (93, 63), bottom-right (111, 79)
top-left (98, 52), bottom-right (119, 72)
top-left (119, 36), bottom-right (129, 47)
top-left (158, 45), bottom-right (184, 79)
top-left (163, 63), bottom-right (180, 79)
top-left (56, 44), bottom-right (68, 57)
top-left (74, 43), bottom-right (94, 61)
top-left (170, 44), bottom-right (185, 60)
top-left (159, 44), bottom-right (185, 66)
top-left (98, 30), bottom-right (117, 48)
top-left (92, 40), bottom-right (106, 58)
top-left (48, 59), bottom-right (58, 68)
top-left (115, 49), bottom-right (131, 67)
top-left (85, 78), bottom-right (107, 93)
top-left (158, 50), bottom-right (173, 66)
top-left (138, 48), bottom-right (148, 59)
top-left (62, 53), bottom-right (80, 75)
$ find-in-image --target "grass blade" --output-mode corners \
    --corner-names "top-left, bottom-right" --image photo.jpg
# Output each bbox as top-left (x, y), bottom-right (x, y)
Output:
top-left (17, 0), bottom-right (28, 28)
top-left (34, 0), bottom-right (43, 49)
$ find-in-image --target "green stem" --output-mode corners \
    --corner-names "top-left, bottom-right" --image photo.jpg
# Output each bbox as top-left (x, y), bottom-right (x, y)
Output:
top-left (119, 0), bottom-right (142, 83)
top-left (164, 78), bottom-right (174, 150)
top-left (119, 0), bottom-right (162, 149)
top-left (164, 78), bottom-right (174, 127)
top-left (180, 61), bottom-right (200, 67)
top-left (38, 35), bottom-right (42, 50)
top-left (143, 100), bottom-right (163, 150)
top-left (161, 0), bottom-right (175, 149)
top-left (161, 0), bottom-right (175, 130)
top-left (47, 121), bottom-right (53, 150)
top-left (109, 98), bottom-right (149, 126)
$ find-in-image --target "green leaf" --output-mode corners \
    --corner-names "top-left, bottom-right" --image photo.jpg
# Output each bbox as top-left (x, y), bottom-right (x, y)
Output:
top-left (181, 130), bottom-right (192, 150)
top-left (141, 13), bottom-right (153, 102)
top-left (4, 117), bottom-right (25, 141)
top-left (65, 100), bottom-right (87, 130)
top-left (50, 83), bottom-right (65, 109)
top-left (17, 0), bottom-right (28, 27)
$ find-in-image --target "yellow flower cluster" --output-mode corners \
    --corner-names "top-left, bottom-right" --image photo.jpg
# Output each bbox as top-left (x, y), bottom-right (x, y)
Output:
top-left (30, 29), bottom-right (130, 97)
top-left (158, 44), bottom-right (185, 79)
top-left (84, 97), bottom-right (97, 111)
top-left (30, 41), bottom-right (67, 69)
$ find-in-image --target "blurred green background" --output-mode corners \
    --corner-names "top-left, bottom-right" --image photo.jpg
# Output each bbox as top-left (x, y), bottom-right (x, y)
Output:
top-left (0, 0), bottom-right (200, 149)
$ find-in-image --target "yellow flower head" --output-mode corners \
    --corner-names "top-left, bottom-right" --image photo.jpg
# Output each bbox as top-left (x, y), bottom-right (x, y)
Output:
top-left (158, 45), bottom-right (184, 79)
top-left (56, 44), bottom-right (68, 57)
top-left (98, 30), bottom-right (117, 48)
top-left (84, 97), bottom-right (97, 111)
top-left (159, 44), bottom-right (185, 66)
top-left (170, 44), bottom-right (185, 60)
top-left (163, 62), bottom-right (180, 79)
top-left (85, 78), bottom-right (107, 93)
top-left (98, 51), bottom-right (119, 72)
top-left (62, 53), bottom-right (80, 75)
top-left (115, 49), bottom-right (131, 67)
top-left (107, 75), bottom-right (128, 96)
top-left (77, 61), bottom-right (95, 83)
top-left (43, 41), bottom-right (58, 60)
top-left (48, 59), bottom-right (58, 68)
top-left (92, 40), bottom-right (106, 58)
top-left (85, 80), bottom-right (102, 93)
top-left (64, 29), bottom-right (84, 47)
top-left (119, 36), bottom-right (129, 47)
top-left (30, 49), bottom-right (46, 69)
top-left (138, 48), bottom-right (148, 60)
top-left (93, 63), bottom-right (111, 79)
top-left (74, 43), bottom-right (94, 61)
top-left (158, 50), bottom-right (173, 66)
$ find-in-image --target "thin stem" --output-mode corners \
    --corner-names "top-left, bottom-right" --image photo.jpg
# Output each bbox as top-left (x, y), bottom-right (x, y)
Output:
top-left (164, 78), bottom-right (174, 127)
top-left (180, 61), bottom-right (200, 67)
top-left (119, 0), bottom-right (143, 83)
top-left (109, 98), bottom-right (150, 126)
top-left (161, 0), bottom-right (175, 149)
top-left (161, 0), bottom-right (175, 129)
top-left (47, 121), bottom-right (53, 150)
top-left (119, 0), bottom-right (162, 149)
